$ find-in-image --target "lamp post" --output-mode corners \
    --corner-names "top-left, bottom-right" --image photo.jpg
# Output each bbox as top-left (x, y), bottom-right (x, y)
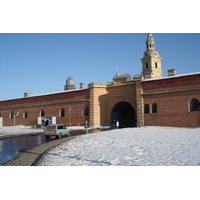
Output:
top-left (12, 110), bottom-right (19, 129)
top-left (68, 107), bottom-right (72, 126)
top-left (137, 103), bottom-right (141, 128)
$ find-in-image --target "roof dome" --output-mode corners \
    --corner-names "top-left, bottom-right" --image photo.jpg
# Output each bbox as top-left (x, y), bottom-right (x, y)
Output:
top-left (64, 76), bottom-right (76, 90)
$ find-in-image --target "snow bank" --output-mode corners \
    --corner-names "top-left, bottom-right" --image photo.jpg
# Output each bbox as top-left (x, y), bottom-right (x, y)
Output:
top-left (39, 126), bottom-right (200, 166)
top-left (0, 125), bottom-right (43, 137)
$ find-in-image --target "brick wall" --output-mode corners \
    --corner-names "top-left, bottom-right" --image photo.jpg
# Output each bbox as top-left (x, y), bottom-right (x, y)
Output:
top-left (0, 89), bottom-right (90, 127)
top-left (142, 74), bottom-right (200, 127)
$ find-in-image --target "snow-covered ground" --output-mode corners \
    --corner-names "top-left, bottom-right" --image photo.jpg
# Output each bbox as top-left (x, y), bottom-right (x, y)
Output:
top-left (1, 126), bottom-right (200, 199)
top-left (0, 125), bottom-right (43, 137)
top-left (39, 126), bottom-right (200, 166)
top-left (1, 125), bottom-right (200, 166)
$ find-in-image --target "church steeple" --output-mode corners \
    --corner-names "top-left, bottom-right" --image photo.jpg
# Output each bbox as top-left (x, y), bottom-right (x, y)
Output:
top-left (146, 33), bottom-right (155, 50)
top-left (141, 33), bottom-right (162, 79)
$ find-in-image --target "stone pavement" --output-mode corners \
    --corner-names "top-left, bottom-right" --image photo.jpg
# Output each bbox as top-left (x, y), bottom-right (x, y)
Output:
top-left (1, 136), bottom-right (75, 166)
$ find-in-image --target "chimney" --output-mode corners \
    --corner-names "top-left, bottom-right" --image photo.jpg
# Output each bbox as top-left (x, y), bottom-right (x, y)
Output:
top-left (80, 83), bottom-right (85, 89)
top-left (168, 69), bottom-right (176, 76)
top-left (24, 92), bottom-right (31, 97)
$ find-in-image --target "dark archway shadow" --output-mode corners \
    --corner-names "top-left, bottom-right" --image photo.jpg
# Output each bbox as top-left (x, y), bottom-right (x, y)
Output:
top-left (112, 101), bottom-right (136, 128)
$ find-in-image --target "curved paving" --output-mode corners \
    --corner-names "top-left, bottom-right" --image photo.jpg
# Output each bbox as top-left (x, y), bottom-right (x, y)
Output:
top-left (1, 136), bottom-right (76, 166)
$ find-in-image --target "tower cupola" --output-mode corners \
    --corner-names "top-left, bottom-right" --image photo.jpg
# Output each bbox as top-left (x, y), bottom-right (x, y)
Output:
top-left (146, 33), bottom-right (155, 50)
top-left (64, 76), bottom-right (76, 90)
top-left (141, 33), bottom-right (162, 79)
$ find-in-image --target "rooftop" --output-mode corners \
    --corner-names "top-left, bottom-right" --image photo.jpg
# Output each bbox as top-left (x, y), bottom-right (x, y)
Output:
top-left (0, 88), bottom-right (89, 102)
top-left (142, 71), bottom-right (200, 83)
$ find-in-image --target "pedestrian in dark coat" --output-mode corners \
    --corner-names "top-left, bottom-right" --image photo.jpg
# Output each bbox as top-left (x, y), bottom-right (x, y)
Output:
top-left (84, 121), bottom-right (89, 134)
top-left (45, 119), bottom-right (49, 127)
top-left (113, 120), bottom-right (116, 129)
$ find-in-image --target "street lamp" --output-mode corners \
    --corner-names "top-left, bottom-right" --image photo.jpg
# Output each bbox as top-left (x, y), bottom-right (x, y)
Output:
top-left (137, 103), bottom-right (141, 128)
top-left (12, 110), bottom-right (19, 129)
top-left (68, 107), bottom-right (72, 126)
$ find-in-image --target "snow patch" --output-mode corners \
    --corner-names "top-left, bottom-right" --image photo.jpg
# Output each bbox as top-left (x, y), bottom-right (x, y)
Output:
top-left (39, 126), bottom-right (200, 166)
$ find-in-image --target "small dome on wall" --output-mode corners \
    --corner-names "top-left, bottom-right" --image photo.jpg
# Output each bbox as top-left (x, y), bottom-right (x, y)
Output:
top-left (64, 76), bottom-right (76, 90)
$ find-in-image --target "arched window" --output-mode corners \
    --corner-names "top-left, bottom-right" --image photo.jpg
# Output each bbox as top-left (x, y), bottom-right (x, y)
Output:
top-left (152, 103), bottom-right (157, 113)
top-left (190, 98), bottom-right (200, 112)
top-left (144, 104), bottom-right (150, 114)
top-left (155, 62), bottom-right (158, 68)
top-left (83, 107), bottom-right (89, 117)
top-left (59, 108), bottom-right (65, 117)
top-left (40, 110), bottom-right (44, 117)
top-left (23, 111), bottom-right (28, 118)
top-left (146, 63), bottom-right (148, 69)
top-left (9, 112), bottom-right (14, 119)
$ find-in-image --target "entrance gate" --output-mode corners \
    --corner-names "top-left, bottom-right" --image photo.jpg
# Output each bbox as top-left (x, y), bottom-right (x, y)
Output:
top-left (111, 101), bottom-right (136, 128)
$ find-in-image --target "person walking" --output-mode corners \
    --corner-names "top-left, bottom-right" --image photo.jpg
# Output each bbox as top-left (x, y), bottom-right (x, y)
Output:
top-left (84, 120), bottom-right (89, 134)
top-left (116, 120), bottom-right (119, 129)
top-left (113, 120), bottom-right (116, 129)
top-left (45, 119), bottom-right (49, 127)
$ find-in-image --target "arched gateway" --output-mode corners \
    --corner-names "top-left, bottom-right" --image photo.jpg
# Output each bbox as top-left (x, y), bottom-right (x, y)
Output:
top-left (111, 101), bottom-right (136, 128)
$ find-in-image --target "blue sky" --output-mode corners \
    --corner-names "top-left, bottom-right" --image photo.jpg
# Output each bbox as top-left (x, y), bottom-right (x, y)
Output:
top-left (0, 33), bottom-right (200, 100)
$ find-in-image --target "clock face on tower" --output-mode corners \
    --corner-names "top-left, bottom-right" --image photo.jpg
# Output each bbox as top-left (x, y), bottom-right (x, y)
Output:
top-left (70, 79), bottom-right (74, 84)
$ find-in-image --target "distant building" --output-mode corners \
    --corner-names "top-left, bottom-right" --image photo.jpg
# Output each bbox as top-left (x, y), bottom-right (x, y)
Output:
top-left (0, 34), bottom-right (200, 127)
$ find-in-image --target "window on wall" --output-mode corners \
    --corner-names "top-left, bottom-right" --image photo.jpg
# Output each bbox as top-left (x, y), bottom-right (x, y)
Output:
top-left (190, 98), bottom-right (200, 112)
top-left (40, 110), bottom-right (44, 117)
top-left (83, 107), bottom-right (89, 117)
top-left (59, 108), bottom-right (65, 117)
top-left (23, 111), bottom-right (28, 118)
top-left (144, 104), bottom-right (150, 114)
top-left (152, 103), bottom-right (157, 113)
top-left (10, 112), bottom-right (14, 119)
top-left (146, 63), bottom-right (148, 69)
top-left (155, 62), bottom-right (158, 68)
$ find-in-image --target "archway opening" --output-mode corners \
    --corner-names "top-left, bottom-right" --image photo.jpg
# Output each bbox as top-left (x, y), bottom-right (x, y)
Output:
top-left (111, 101), bottom-right (136, 128)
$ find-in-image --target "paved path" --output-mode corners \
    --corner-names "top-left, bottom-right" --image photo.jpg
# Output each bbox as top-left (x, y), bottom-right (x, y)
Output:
top-left (1, 136), bottom-right (75, 166)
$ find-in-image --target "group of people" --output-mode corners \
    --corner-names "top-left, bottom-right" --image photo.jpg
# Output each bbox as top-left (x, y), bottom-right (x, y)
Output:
top-left (84, 119), bottom-right (120, 133)
top-left (113, 120), bottom-right (119, 129)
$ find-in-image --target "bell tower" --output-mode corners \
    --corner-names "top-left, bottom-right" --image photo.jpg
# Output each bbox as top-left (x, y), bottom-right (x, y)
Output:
top-left (141, 33), bottom-right (162, 79)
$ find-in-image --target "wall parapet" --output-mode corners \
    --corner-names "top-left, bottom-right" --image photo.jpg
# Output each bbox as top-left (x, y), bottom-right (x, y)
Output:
top-left (143, 88), bottom-right (200, 96)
